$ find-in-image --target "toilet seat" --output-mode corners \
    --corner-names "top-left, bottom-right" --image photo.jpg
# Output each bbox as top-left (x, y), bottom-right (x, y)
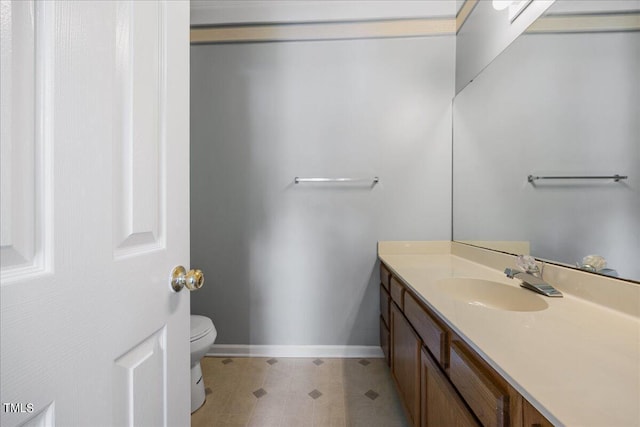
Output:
top-left (190, 315), bottom-right (214, 342)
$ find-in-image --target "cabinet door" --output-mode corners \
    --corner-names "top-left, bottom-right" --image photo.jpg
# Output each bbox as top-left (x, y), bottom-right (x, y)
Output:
top-left (381, 316), bottom-right (390, 365)
top-left (422, 348), bottom-right (480, 427)
top-left (380, 284), bottom-right (390, 365)
top-left (391, 303), bottom-right (421, 427)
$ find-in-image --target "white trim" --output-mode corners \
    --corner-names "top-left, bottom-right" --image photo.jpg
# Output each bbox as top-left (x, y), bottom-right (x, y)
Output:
top-left (191, 1), bottom-right (457, 27)
top-left (456, 0), bottom-right (477, 33)
top-left (206, 344), bottom-right (384, 359)
top-left (190, 18), bottom-right (455, 44)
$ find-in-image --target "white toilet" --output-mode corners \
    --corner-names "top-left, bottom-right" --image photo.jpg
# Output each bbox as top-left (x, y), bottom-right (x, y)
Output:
top-left (190, 315), bottom-right (217, 413)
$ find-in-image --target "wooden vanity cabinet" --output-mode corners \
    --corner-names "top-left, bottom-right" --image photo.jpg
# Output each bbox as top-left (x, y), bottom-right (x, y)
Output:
top-left (381, 260), bottom-right (540, 427)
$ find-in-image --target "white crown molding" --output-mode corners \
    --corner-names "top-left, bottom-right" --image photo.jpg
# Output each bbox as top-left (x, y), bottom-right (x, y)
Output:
top-left (190, 18), bottom-right (456, 44)
top-left (191, 1), bottom-right (457, 26)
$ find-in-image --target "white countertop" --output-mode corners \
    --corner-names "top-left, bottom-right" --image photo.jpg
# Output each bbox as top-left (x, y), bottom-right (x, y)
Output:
top-left (379, 244), bottom-right (640, 427)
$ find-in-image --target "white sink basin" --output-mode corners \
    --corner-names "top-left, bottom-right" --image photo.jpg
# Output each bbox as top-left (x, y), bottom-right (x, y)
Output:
top-left (435, 278), bottom-right (548, 312)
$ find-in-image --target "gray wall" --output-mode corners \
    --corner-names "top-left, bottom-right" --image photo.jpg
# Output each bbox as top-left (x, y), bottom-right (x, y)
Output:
top-left (191, 36), bottom-right (454, 345)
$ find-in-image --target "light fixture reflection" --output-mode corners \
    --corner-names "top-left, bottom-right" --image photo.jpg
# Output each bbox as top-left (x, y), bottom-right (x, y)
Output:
top-left (492, 0), bottom-right (512, 11)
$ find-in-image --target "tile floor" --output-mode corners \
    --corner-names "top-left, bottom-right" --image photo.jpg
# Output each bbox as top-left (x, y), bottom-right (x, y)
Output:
top-left (191, 357), bottom-right (409, 427)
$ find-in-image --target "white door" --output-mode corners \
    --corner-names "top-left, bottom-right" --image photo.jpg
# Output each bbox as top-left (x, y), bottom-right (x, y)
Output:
top-left (1, 1), bottom-right (191, 426)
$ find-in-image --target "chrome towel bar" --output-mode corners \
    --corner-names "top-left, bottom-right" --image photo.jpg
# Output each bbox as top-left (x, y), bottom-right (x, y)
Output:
top-left (294, 177), bottom-right (379, 184)
top-left (528, 174), bottom-right (627, 183)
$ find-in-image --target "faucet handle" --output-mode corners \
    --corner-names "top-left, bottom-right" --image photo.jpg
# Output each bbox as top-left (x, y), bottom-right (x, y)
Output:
top-left (516, 255), bottom-right (539, 274)
top-left (504, 268), bottom-right (517, 278)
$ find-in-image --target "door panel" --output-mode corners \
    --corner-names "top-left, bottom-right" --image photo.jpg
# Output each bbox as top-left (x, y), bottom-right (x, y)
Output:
top-left (1, 1), bottom-right (190, 426)
top-left (113, 327), bottom-right (167, 427)
top-left (0, 0), bottom-right (49, 277)
top-left (113, 0), bottom-right (164, 256)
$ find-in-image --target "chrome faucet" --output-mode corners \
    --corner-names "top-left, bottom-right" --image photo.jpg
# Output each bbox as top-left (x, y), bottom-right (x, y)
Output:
top-left (504, 267), bottom-right (563, 297)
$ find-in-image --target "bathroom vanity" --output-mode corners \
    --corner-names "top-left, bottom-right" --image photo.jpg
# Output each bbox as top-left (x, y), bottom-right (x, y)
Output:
top-left (379, 241), bottom-right (640, 427)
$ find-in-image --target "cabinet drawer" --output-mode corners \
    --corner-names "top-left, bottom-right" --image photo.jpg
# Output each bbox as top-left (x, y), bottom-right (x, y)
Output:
top-left (380, 316), bottom-right (390, 365)
top-left (523, 400), bottom-right (554, 427)
top-left (449, 341), bottom-right (509, 427)
top-left (390, 276), bottom-right (404, 309)
top-left (404, 292), bottom-right (447, 368)
top-left (380, 285), bottom-right (390, 328)
top-left (380, 262), bottom-right (391, 291)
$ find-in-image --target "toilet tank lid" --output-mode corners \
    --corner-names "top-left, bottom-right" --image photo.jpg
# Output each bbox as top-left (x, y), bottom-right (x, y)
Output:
top-left (190, 315), bottom-right (214, 342)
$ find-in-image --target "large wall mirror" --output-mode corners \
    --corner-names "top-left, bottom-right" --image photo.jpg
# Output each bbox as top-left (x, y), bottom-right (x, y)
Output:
top-left (453, 0), bottom-right (640, 282)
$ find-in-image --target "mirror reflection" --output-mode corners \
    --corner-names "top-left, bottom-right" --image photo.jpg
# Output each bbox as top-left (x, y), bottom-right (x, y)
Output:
top-left (453, 0), bottom-right (640, 281)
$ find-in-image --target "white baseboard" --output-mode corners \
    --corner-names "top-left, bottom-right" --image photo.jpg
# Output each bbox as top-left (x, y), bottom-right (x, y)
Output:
top-left (206, 344), bottom-right (384, 359)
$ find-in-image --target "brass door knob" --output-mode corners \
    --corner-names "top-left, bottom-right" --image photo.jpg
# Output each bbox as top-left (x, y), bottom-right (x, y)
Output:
top-left (170, 266), bottom-right (205, 292)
